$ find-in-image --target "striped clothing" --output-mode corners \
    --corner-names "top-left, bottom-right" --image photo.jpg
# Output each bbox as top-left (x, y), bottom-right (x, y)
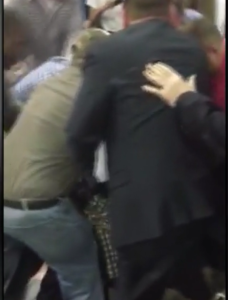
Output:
top-left (12, 57), bottom-right (69, 103)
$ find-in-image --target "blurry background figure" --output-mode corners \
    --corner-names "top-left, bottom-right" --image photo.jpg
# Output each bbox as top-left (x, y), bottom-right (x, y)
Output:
top-left (222, 21), bottom-right (225, 36)
top-left (80, 0), bottom-right (88, 20)
top-left (85, 0), bottom-right (123, 33)
top-left (215, 0), bottom-right (225, 34)
top-left (184, 7), bottom-right (203, 21)
top-left (180, 18), bottom-right (225, 110)
top-left (123, 0), bottom-right (203, 28)
top-left (4, 8), bottom-right (35, 85)
top-left (170, 0), bottom-right (202, 27)
top-left (4, 0), bottom-right (84, 67)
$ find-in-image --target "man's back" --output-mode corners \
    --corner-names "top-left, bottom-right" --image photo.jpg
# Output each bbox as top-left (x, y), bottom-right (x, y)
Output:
top-left (67, 19), bottom-right (214, 247)
top-left (4, 66), bottom-right (81, 200)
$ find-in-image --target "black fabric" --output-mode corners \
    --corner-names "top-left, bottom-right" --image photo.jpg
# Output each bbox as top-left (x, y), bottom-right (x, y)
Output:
top-left (66, 19), bottom-right (215, 247)
top-left (176, 92), bottom-right (225, 167)
top-left (36, 268), bottom-right (62, 300)
top-left (175, 92), bottom-right (225, 223)
top-left (5, 247), bottom-right (43, 300)
top-left (116, 218), bottom-right (224, 300)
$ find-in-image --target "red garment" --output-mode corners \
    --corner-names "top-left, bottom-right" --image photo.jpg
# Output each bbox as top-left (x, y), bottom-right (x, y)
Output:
top-left (210, 43), bottom-right (225, 110)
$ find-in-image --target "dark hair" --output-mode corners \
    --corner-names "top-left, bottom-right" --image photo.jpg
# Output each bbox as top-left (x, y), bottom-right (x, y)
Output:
top-left (4, 8), bottom-right (27, 36)
top-left (180, 18), bottom-right (222, 44)
top-left (4, 7), bottom-right (33, 68)
top-left (125, 0), bottom-right (172, 16)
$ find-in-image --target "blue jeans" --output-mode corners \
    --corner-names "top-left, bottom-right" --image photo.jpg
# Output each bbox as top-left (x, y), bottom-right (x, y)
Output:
top-left (4, 199), bottom-right (104, 300)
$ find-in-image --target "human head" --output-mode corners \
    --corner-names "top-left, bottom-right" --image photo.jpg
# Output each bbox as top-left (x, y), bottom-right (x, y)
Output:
top-left (124, 0), bottom-right (172, 23)
top-left (180, 18), bottom-right (224, 72)
top-left (70, 28), bottom-right (110, 67)
top-left (4, 8), bottom-right (31, 70)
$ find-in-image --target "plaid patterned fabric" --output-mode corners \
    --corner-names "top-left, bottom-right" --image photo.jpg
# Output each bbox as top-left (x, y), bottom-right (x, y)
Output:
top-left (84, 196), bottom-right (118, 280)
top-left (11, 57), bottom-right (69, 103)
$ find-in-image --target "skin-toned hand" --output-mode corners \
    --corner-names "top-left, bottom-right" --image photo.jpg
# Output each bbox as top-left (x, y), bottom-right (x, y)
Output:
top-left (142, 63), bottom-right (196, 107)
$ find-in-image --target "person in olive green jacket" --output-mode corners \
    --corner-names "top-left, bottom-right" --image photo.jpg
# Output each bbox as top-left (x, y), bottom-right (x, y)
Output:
top-left (4, 28), bottom-right (109, 300)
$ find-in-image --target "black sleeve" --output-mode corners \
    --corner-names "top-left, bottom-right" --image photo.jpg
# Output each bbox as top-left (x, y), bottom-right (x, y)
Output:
top-left (176, 91), bottom-right (225, 165)
top-left (66, 48), bottom-right (111, 177)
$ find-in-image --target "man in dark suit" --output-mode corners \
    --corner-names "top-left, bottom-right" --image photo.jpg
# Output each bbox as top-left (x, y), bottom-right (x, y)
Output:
top-left (66, 0), bottom-right (218, 299)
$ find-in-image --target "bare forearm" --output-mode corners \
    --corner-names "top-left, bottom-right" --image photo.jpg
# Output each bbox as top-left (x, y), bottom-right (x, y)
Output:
top-left (87, 7), bottom-right (106, 27)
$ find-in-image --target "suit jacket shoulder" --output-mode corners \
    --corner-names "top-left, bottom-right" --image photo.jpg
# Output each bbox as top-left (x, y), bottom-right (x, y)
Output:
top-left (87, 20), bottom-right (210, 95)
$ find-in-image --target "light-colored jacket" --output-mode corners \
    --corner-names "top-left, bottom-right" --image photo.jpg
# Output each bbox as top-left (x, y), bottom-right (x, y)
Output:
top-left (4, 28), bottom-right (110, 201)
top-left (4, 65), bottom-right (82, 200)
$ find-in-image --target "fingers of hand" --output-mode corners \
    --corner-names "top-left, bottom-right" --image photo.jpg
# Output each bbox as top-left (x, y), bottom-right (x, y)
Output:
top-left (188, 75), bottom-right (196, 90)
top-left (145, 63), bottom-right (180, 80)
top-left (152, 63), bottom-right (178, 77)
top-left (145, 63), bottom-right (154, 73)
top-left (142, 85), bottom-right (161, 96)
top-left (144, 64), bottom-right (171, 86)
top-left (143, 69), bottom-right (163, 87)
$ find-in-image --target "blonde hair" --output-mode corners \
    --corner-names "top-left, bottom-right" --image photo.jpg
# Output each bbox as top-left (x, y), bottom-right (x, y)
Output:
top-left (65, 29), bottom-right (110, 66)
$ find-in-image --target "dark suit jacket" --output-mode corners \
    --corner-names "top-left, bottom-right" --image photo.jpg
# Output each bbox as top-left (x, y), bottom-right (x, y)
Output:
top-left (66, 20), bottom-right (215, 247)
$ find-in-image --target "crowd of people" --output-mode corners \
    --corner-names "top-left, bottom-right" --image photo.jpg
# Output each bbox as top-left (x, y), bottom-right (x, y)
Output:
top-left (3, 0), bottom-right (225, 300)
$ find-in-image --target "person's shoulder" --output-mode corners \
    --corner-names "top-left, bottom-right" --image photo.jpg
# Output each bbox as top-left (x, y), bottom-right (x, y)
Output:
top-left (170, 27), bottom-right (207, 61)
top-left (86, 28), bottom-right (129, 59)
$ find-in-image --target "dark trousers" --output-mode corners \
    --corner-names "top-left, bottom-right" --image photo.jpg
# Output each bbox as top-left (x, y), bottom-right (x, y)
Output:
top-left (5, 247), bottom-right (42, 300)
top-left (116, 218), bottom-right (224, 300)
top-left (37, 268), bottom-right (62, 300)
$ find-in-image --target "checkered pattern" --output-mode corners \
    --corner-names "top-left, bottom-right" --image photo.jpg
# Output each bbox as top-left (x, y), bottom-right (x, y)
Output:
top-left (11, 57), bottom-right (69, 103)
top-left (84, 196), bottom-right (118, 280)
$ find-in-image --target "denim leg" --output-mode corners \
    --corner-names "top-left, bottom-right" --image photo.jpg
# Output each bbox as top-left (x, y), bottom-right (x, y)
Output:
top-left (4, 199), bottom-right (104, 300)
